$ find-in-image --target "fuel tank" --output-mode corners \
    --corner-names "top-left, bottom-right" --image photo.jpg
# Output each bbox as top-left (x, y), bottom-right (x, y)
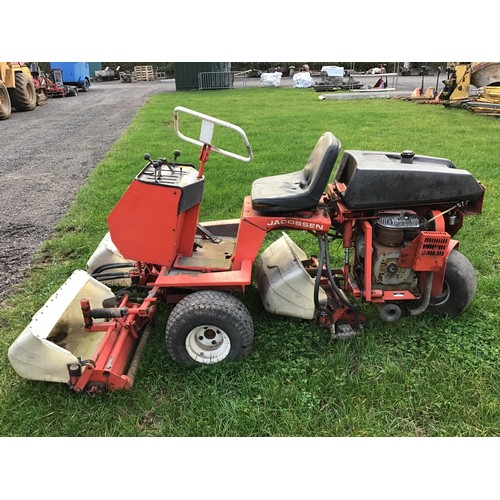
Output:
top-left (334, 150), bottom-right (484, 209)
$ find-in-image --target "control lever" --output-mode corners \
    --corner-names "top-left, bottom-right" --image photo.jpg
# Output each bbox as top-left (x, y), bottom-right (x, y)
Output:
top-left (172, 149), bottom-right (181, 164)
top-left (145, 153), bottom-right (163, 169)
top-left (172, 150), bottom-right (181, 174)
top-left (144, 153), bottom-right (165, 182)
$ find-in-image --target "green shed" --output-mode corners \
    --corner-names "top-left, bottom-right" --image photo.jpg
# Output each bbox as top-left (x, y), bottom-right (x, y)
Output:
top-left (174, 62), bottom-right (231, 90)
top-left (87, 62), bottom-right (103, 79)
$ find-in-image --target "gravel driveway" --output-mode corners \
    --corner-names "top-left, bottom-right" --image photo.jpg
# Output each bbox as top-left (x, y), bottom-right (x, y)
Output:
top-left (0, 73), bottom-right (454, 306)
top-left (0, 79), bottom-right (174, 305)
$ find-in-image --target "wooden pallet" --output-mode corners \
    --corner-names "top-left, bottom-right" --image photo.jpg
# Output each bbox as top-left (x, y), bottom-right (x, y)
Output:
top-left (134, 66), bottom-right (155, 81)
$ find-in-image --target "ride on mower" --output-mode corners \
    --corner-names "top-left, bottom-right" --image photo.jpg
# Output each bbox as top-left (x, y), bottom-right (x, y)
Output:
top-left (8, 107), bottom-right (485, 394)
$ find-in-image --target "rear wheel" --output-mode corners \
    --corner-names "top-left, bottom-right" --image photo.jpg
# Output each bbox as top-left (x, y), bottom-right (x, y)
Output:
top-left (0, 81), bottom-right (11, 120)
top-left (81, 78), bottom-right (90, 92)
top-left (429, 250), bottom-right (477, 317)
top-left (165, 290), bottom-right (254, 366)
top-left (9, 71), bottom-right (36, 111)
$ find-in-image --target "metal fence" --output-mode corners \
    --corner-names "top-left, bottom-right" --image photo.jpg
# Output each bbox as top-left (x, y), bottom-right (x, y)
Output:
top-left (198, 71), bottom-right (248, 90)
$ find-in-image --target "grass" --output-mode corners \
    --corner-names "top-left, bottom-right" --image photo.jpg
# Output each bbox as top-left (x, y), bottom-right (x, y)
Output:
top-left (0, 88), bottom-right (499, 437)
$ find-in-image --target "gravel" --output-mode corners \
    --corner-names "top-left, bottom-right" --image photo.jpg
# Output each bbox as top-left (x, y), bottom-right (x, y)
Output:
top-left (0, 79), bottom-right (174, 305)
top-left (0, 73), bottom-right (456, 306)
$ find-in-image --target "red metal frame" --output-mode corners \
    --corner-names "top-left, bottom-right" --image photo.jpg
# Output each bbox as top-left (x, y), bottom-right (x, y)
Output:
top-left (72, 138), bottom-right (485, 393)
top-left (71, 293), bottom-right (157, 393)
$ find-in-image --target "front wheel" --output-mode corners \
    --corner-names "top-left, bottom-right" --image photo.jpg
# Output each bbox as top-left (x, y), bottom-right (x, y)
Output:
top-left (10, 71), bottom-right (36, 111)
top-left (165, 290), bottom-right (254, 366)
top-left (429, 250), bottom-right (477, 317)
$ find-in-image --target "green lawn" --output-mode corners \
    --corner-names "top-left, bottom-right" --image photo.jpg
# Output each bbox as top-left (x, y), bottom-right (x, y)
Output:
top-left (0, 88), bottom-right (499, 437)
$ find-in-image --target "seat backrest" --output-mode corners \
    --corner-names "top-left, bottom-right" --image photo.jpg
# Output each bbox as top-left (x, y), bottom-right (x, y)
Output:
top-left (302, 132), bottom-right (341, 202)
top-left (250, 131), bottom-right (342, 214)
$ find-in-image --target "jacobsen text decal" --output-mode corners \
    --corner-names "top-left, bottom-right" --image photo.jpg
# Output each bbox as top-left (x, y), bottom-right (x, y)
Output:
top-left (266, 219), bottom-right (327, 230)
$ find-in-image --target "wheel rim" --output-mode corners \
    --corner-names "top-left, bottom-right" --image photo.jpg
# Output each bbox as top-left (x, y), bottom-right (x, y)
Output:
top-left (185, 325), bottom-right (231, 364)
top-left (430, 279), bottom-right (451, 306)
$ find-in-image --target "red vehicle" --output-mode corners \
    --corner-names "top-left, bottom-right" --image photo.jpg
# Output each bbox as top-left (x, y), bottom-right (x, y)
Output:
top-left (44, 69), bottom-right (78, 98)
top-left (8, 107), bottom-right (485, 393)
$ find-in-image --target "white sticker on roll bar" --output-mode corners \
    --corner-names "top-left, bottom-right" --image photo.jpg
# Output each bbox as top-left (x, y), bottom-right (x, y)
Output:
top-left (200, 120), bottom-right (214, 144)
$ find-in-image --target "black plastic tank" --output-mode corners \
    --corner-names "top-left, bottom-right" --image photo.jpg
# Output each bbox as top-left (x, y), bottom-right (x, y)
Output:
top-left (334, 150), bottom-right (484, 209)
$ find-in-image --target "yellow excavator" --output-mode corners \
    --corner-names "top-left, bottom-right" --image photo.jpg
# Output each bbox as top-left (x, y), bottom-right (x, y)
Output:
top-left (0, 62), bottom-right (37, 120)
top-left (405, 62), bottom-right (500, 115)
top-left (430, 62), bottom-right (500, 114)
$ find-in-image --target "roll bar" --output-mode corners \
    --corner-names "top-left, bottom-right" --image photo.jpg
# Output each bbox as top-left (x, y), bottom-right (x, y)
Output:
top-left (173, 106), bottom-right (254, 163)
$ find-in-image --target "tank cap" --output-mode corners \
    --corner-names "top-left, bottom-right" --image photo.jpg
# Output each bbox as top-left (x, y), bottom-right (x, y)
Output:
top-left (401, 150), bottom-right (415, 163)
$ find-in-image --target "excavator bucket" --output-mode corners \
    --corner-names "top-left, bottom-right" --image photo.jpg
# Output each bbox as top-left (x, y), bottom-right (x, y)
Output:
top-left (8, 270), bottom-right (115, 384)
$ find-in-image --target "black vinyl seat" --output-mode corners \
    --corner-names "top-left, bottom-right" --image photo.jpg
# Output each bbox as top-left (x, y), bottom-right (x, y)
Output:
top-left (251, 132), bottom-right (341, 214)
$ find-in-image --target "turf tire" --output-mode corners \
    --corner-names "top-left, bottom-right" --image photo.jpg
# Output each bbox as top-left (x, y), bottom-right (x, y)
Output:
top-left (429, 250), bottom-right (477, 317)
top-left (165, 290), bottom-right (254, 366)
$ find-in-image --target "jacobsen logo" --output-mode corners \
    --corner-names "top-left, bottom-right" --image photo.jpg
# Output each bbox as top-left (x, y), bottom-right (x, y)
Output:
top-left (267, 219), bottom-right (327, 231)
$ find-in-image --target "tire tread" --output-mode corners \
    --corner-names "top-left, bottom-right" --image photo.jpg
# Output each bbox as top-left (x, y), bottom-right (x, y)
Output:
top-left (165, 290), bottom-right (254, 365)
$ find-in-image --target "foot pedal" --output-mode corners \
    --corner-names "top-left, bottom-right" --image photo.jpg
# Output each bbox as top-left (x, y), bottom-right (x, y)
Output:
top-left (331, 322), bottom-right (362, 340)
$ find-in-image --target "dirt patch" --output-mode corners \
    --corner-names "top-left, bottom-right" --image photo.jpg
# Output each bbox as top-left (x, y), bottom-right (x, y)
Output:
top-left (0, 80), bottom-right (174, 305)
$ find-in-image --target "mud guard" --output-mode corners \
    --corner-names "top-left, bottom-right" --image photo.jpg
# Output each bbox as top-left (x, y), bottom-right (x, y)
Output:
top-left (254, 233), bottom-right (326, 320)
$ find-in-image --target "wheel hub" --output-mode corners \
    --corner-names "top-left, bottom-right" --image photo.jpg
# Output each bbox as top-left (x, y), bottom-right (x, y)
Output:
top-left (185, 325), bottom-right (231, 364)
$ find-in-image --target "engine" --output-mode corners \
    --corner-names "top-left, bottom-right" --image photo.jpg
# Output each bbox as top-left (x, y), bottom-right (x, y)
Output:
top-left (357, 212), bottom-right (425, 291)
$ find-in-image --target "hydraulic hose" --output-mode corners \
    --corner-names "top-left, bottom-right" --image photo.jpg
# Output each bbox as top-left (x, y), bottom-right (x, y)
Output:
top-left (314, 235), bottom-right (334, 324)
top-left (314, 235), bottom-right (325, 311)
top-left (322, 233), bottom-right (363, 330)
top-left (90, 262), bottom-right (135, 277)
top-left (92, 272), bottom-right (131, 282)
top-left (323, 234), bottom-right (358, 311)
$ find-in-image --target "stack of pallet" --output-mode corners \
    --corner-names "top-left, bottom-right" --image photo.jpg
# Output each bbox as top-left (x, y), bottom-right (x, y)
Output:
top-left (465, 86), bottom-right (500, 116)
top-left (134, 66), bottom-right (155, 81)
